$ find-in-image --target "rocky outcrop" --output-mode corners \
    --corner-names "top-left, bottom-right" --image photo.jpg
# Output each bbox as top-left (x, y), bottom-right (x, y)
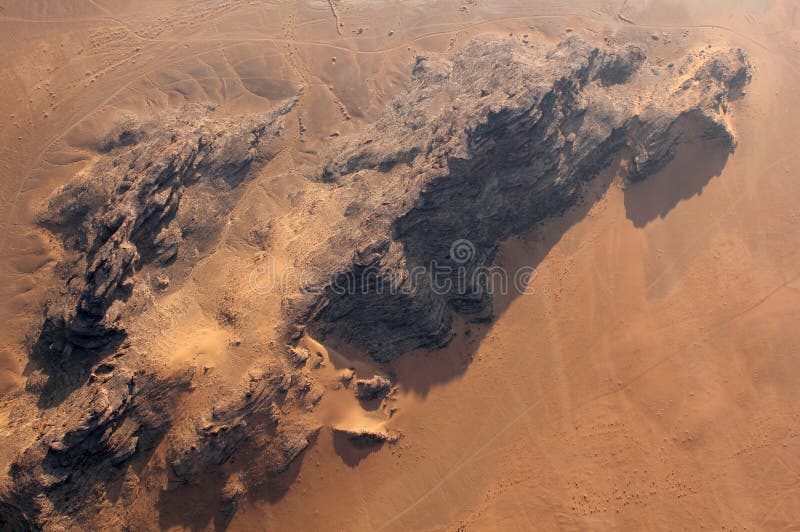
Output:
top-left (331, 424), bottom-right (400, 444)
top-left (4, 359), bottom-right (193, 528)
top-left (303, 37), bottom-right (750, 361)
top-left (354, 375), bottom-right (392, 400)
top-left (36, 98), bottom-right (297, 361)
top-left (0, 98), bottom-right (318, 529)
top-left (165, 366), bottom-right (319, 487)
top-left (1, 353), bottom-right (320, 529)
top-left (1, 34), bottom-right (750, 530)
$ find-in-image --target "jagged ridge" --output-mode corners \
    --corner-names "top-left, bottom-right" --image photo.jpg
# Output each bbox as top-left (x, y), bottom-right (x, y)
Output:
top-left (303, 37), bottom-right (750, 361)
top-left (0, 35), bottom-right (751, 530)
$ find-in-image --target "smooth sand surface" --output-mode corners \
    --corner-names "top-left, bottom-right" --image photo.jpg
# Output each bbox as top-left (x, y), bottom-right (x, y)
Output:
top-left (2, 0), bottom-right (800, 529)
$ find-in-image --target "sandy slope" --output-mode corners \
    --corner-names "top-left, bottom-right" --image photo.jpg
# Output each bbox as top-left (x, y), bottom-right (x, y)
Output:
top-left (1, 0), bottom-right (800, 529)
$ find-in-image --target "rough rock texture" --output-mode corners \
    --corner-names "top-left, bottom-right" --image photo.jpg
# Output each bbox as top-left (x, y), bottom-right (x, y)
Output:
top-left (5, 359), bottom-right (194, 529)
top-left (165, 365), bottom-right (318, 480)
top-left (354, 375), bottom-right (392, 400)
top-left (301, 37), bottom-right (750, 361)
top-left (2, 351), bottom-right (319, 530)
top-left (0, 35), bottom-right (750, 530)
top-left (35, 99), bottom-right (296, 362)
top-left (0, 99), bottom-right (323, 529)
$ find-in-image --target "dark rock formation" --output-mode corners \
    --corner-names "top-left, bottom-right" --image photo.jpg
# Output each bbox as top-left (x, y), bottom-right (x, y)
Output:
top-left (331, 425), bottom-right (400, 444)
top-left (1, 353), bottom-right (319, 529)
top-left (354, 375), bottom-right (392, 400)
top-left (0, 98), bottom-right (319, 529)
top-left (36, 98), bottom-right (297, 362)
top-left (3, 354), bottom-right (194, 529)
top-left (0, 35), bottom-right (750, 530)
top-left (303, 36), bottom-right (750, 361)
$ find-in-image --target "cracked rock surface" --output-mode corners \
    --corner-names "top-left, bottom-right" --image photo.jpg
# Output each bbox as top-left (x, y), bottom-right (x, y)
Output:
top-left (0, 35), bottom-right (749, 529)
top-left (300, 36), bottom-right (749, 361)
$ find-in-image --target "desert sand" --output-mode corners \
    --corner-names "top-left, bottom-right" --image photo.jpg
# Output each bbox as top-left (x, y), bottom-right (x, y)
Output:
top-left (1, 0), bottom-right (800, 530)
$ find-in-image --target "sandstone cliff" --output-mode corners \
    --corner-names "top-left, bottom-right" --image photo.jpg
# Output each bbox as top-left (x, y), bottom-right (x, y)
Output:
top-left (0, 36), bottom-right (750, 529)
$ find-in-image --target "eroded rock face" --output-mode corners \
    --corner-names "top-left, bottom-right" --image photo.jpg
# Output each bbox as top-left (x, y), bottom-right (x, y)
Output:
top-left (0, 99), bottom-right (323, 529)
top-left (6, 359), bottom-right (194, 528)
top-left (36, 99), bottom-right (297, 360)
top-left (303, 37), bottom-right (750, 361)
top-left (0, 35), bottom-right (750, 530)
top-left (2, 352), bottom-right (320, 530)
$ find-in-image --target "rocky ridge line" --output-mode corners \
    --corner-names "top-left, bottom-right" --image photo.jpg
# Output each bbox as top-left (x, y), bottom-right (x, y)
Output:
top-left (0, 35), bottom-right (751, 529)
top-left (299, 36), bottom-right (750, 361)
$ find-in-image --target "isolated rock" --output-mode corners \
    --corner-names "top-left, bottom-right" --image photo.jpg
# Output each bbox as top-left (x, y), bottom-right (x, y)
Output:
top-left (287, 346), bottom-right (311, 367)
top-left (310, 352), bottom-right (324, 369)
top-left (331, 424), bottom-right (400, 444)
top-left (354, 375), bottom-right (392, 400)
top-left (155, 273), bottom-right (170, 290)
top-left (219, 476), bottom-right (245, 520)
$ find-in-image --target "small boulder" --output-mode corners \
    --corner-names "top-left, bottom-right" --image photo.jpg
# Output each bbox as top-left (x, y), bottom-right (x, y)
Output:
top-left (288, 324), bottom-right (305, 341)
top-left (155, 273), bottom-right (170, 290)
top-left (287, 346), bottom-right (310, 367)
top-left (354, 375), bottom-right (391, 400)
top-left (310, 352), bottom-right (324, 369)
top-left (331, 424), bottom-right (400, 445)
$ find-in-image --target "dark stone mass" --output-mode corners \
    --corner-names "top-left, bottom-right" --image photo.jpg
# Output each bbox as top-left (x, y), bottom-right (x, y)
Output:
top-left (0, 36), bottom-right (750, 529)
top-left (303, 37), bottom-right (749, 362)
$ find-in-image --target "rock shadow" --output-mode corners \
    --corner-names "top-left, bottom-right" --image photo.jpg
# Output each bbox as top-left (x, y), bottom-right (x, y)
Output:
top-left (390, 135), bottom-right (733, 397)
top-left (332, 430), bottom-right (386, 467)
top-left (156, 431), bottom-right (318, 531)
top-left (25, 322), bottom-right (125, 409)
top-left (624, 137), bottom-right (730, 228)
top-left (390, 162), bottom-right (620, 397)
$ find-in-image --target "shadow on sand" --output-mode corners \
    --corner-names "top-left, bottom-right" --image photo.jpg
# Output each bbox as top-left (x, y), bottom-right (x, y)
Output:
top-left (332, 429), bottom-right (386, 467)
top-left (387, 137), bottom-right (732, 397)
top-left (156, 430), bottom-right (318, 531)
top-left (624, 137), bottom-right (730, 228)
